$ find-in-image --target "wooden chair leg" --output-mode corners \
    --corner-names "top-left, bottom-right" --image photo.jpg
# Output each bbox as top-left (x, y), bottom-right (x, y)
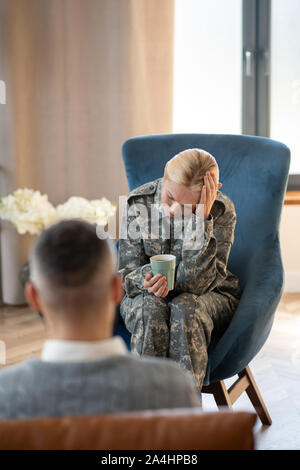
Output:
top-left (202, 381), bottom-right (232, 408)
top-left (202, 365), bottom-right (272, 426)
top-left (239, 366), bottom-right (272, 426)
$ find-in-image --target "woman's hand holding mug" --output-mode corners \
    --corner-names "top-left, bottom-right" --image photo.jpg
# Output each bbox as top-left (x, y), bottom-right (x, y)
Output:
top-left (142, 255), bottom-right (175, 298)
top-left (143, 271), bottom-right (169, 298)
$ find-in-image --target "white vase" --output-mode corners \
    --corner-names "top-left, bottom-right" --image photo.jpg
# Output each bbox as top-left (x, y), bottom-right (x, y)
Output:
top-left (0, 220), bottom-right (37, 305)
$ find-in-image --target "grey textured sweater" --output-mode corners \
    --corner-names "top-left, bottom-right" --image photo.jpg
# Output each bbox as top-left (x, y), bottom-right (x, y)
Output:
top-left (0, 353), bottom-right (201, 420)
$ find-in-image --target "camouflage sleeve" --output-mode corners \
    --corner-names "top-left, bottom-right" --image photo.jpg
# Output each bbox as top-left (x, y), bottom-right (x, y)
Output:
top-left (174, 203), bottom-right (237, 296)
top-left (117, 199), bottom-right (149, 298)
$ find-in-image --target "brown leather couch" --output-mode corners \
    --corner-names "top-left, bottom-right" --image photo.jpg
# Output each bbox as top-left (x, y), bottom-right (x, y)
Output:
top-left (0, 408), bottom-right (257, 450)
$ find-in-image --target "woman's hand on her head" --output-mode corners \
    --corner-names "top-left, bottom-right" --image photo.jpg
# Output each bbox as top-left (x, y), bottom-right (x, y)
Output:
top-left (143, 271), bottom-right (169, 298)
top-left (198, 171), bottom-right (222, 220)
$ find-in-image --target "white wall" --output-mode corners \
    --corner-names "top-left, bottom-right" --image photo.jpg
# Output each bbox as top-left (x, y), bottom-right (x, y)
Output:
top-left (280, 205), bottom-right (300, 292)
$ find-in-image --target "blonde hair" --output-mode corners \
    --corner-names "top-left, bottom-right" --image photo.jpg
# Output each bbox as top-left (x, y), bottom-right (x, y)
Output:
top-left (164, 148), bottom-right (218, 192)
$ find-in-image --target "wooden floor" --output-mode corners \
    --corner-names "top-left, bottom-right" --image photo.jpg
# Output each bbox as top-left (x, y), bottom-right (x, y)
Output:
top-left (0, 305), bottom-right (47, 367)
top-left (0, 293), bottom-right (300, 450)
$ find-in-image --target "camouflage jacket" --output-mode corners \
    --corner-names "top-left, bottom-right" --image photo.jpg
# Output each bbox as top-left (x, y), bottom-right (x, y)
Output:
top-left (117, 177), bottom-right (242, 302)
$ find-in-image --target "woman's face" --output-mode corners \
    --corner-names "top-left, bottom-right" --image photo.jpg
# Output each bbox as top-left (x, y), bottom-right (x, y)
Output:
top-left (161, 167), bottom-right (219, 218)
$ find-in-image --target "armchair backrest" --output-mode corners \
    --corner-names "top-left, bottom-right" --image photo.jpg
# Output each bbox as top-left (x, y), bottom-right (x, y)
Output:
top-left (122, 134), bottom-right (290, 290)
top-left (0, 409), bottom-right (257, 450)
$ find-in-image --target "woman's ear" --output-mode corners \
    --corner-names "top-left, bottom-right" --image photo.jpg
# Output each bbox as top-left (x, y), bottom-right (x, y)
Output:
top-left (218, 182), bottom-right (222, 189)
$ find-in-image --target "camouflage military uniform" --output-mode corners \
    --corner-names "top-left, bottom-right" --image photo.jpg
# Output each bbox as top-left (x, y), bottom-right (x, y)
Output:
top-left (118, 177), bottom-right (242, 394)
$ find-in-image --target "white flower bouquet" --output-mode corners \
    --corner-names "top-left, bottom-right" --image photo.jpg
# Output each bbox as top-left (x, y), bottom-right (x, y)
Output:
top-left (56, 196), bottom-right (116, 228)
top-left (0, 188), bottom-right (117, 306)
top-left (0, 188), bottom-right (117, 235)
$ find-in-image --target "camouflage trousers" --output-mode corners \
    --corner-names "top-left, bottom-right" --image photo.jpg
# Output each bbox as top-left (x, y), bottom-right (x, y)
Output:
top-left (120, 290), bottom-right (238, 394)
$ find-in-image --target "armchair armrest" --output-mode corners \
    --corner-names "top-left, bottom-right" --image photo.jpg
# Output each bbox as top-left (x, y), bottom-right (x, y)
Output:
top-left (205, 233), bottom-right (284, 383)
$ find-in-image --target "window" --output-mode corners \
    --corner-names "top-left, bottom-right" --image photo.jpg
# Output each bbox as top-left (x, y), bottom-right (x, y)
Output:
top-left (173, 0), bottom-right (242, 134)
top-left (270, 0), bottom-right (300, 181)
top-left (173, 0), bottom-right (299, 188)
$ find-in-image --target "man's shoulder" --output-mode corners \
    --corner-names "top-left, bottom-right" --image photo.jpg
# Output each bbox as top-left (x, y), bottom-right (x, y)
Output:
top-left (127, 178), bottom-right (162, 202)
top-left (0, 359), bottom-right (40, 408)
top-left (125, 353), bottom-right (194, 384)
top-left (0, 358), bottom-right (40, 382)
top-left (125, 355), bottom-right (199, 403)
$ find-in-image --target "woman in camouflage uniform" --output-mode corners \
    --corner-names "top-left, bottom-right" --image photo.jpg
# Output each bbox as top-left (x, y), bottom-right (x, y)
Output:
top-left (118, 149), bottom-right (242, 395)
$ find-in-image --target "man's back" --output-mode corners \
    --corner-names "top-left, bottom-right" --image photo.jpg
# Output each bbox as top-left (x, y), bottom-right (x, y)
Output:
top-left (0, 353), bottom-right (201, 420)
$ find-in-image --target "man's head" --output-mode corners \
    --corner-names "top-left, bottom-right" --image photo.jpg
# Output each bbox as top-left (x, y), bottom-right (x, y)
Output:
top-left (26, 219), bottom-right (123, 340)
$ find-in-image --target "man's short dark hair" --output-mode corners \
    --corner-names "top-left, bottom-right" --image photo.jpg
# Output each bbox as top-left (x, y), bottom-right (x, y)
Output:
top-left (31, 219), bottom-right (112, 288)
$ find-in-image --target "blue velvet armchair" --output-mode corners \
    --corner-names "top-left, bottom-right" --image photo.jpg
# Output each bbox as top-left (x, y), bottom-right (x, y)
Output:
top-left (113, 133), bottom-right (290, 425)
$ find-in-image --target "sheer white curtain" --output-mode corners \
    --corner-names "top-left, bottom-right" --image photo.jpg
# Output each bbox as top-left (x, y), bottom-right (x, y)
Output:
top-left (173, 0), bottom-right (242, 134)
